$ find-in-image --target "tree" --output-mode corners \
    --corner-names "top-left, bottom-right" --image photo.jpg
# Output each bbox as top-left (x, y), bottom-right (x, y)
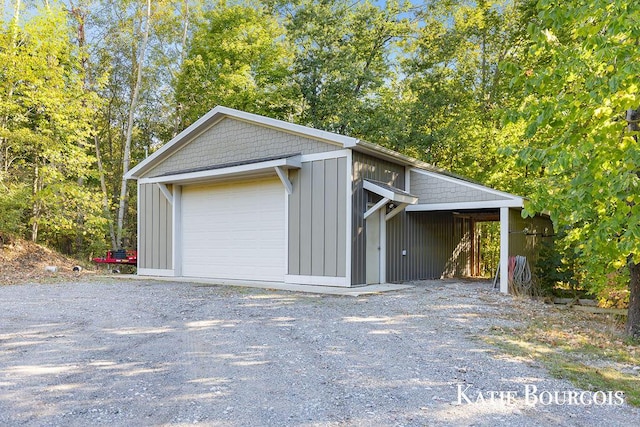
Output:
top-left (115, 0), bottom-right (151, 248)
top-left (90, 0), bottom-right (194, 250)
top-left (175, 2), bottom-right (295, 126)
top-left (280, 0), bottom-right (412, 135)
top-left (0, 2), bottom-right (106, 254)
top-left (509, 0), bottom-right (640, 337)
top-left (397, 0), bottom-right (531, 191)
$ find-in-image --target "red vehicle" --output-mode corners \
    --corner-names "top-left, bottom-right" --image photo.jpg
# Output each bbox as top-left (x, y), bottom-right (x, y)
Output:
top-left (93, 249), bottom-right (137, 266)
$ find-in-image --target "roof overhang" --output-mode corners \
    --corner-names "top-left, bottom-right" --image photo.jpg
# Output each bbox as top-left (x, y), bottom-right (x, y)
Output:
top-left (363, 179), bottom-right (418, 221)
top-left (138, 155), bottom-right (301, 185)
top-left (363, 179), bottom-right (418, 205)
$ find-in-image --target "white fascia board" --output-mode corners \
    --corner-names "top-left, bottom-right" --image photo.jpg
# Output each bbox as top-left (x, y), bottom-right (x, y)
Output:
top-left (139, 156), bottom-right (302, 185)
top-left (410, 168), bottom-right (523, 201)
top-left (351, 140), bottom-right (447, 172)
top-left (363, 180), bottom-right (418, 205)
top-left (228, 108), bottom-right (358, 147)
top-left (406, 199), bottom-right (524, 212)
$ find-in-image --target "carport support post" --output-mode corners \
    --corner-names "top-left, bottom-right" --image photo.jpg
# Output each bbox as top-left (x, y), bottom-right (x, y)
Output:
top-left (499, 207), bottom-right (509, 294)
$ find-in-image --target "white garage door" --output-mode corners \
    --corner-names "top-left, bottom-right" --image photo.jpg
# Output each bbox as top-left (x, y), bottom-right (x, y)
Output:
top-left (181, 177), bottom-right (285, 281)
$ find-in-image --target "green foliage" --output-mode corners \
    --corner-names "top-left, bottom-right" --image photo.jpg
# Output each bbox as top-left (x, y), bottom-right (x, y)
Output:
top-left (283, 0), bottom-right (412, 135)
top-left (476, 221), bottom-right (500, 277)
top-left (175, 3), bottom-right (295, 126)
top-left (508, 0), bottom-right (640, 293)
top-left (0, 182), bottom-right (30, 238)
top-left (395, 0), bottom-right (531, 191)
top-left (0, 4), bottom-right (106, 256)
top-left (534, 230), bottom-right (580, 297)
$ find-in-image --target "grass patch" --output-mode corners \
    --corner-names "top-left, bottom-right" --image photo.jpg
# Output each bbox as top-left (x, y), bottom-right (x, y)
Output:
top-left (485, 305), bottom-right (640, 407)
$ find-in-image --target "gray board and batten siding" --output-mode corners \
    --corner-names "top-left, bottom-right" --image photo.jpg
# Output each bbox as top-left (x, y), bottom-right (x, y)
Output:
top-left (508, 208), bottom-right (554, 265)
top-left (352, 152), bottom-right (480, 284)
top-left (352, 151), bottom-right (406, 285)
top-left (140, 117), bottom-right (338, 179)
top-left (138, 183), bottom-right (173, 270)
top-left (288, 157), bottom-right (348, 278)
top-left (136, 116), bottom-right (345, 275)
top-left (386, 211), bottom-right (472, 283)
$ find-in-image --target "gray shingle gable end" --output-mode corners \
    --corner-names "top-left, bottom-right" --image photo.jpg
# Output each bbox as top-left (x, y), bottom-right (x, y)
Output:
top-left (410, 170), bottom-right (514, 204)
top-left (139, 117), bottom-right (339, 179)
top-left (126, 105), bottom-right (357, 180)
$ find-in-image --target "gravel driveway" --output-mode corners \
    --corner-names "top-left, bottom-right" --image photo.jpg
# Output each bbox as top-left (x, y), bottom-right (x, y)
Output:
top-left (0, 279), bottom-right (638, 426)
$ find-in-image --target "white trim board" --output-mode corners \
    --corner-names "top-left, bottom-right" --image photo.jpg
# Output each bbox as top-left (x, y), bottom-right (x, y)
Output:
top-left (283, 186), bottom-right (289, 281)
top-left (139, 156), bottom-right (301, 185)
top-left (410, 168), bottom-right (522, 201)
top-left (275, 166), bottom-right (293, 195)
top-left (500, 207), bottom-right (510, 294)
top-left (407, 200), bottom-right (524, 212)
top-left (138, 268), bottom-right (175, 277)
top-left (345, 149), bottom-right (353, 287)
top-left (285, 275), bottom-right (350, 287)
top-left (172, 185), bottom-right (182, 275)
top-left (364, 197), bottom-right (389, 220)
top-left (136, 181), bottom-right (141, 273)
top-left (156, 183), bottom-right (173, 204)
top-left (299, 149), bottom-right (350, 162)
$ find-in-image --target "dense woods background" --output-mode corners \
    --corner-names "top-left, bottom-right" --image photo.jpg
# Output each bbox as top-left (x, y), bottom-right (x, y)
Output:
top-left (1, 0), bottom-right (639, 335)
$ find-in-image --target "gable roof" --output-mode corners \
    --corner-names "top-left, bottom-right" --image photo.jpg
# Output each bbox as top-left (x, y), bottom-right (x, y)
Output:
top-left (125, 106), bottom-right (357, 179)
top-left (124, 106), bottom-right (519, 203)
top-left (126, 105), bottom-right (459, 180)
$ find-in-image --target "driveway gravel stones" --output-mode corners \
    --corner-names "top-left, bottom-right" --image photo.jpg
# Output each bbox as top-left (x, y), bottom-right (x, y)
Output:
top-left (0, 279), bottom-right (638, 426)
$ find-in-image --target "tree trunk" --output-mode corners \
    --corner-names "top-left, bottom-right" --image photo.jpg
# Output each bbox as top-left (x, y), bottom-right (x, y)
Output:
top-left (95, 134), bottom-right (117, 250)
top-left (116, 0), bottom-right (151, 247)
top-left (173, 0), bottom-right (190, 136)
top-left (626, 108), bottom-right (640, 338)
top-left (31, 163), bottom-right (40, 242)
top-left (69, 1), bottom-right (88, 253)
top-left (626, 260), bottom-right (640, 339)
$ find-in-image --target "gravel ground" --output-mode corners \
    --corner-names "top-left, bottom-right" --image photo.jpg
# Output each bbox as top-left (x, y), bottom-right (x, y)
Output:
top-left (0, 278), bottom-right (638, 426)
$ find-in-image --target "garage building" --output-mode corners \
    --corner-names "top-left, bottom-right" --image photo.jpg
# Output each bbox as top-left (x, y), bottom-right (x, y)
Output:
top-left (125, 106), bottom-right (552, 293)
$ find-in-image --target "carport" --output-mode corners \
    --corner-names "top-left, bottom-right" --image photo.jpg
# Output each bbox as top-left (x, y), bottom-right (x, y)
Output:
top-left (400, 169), bottom-right (553, 293)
